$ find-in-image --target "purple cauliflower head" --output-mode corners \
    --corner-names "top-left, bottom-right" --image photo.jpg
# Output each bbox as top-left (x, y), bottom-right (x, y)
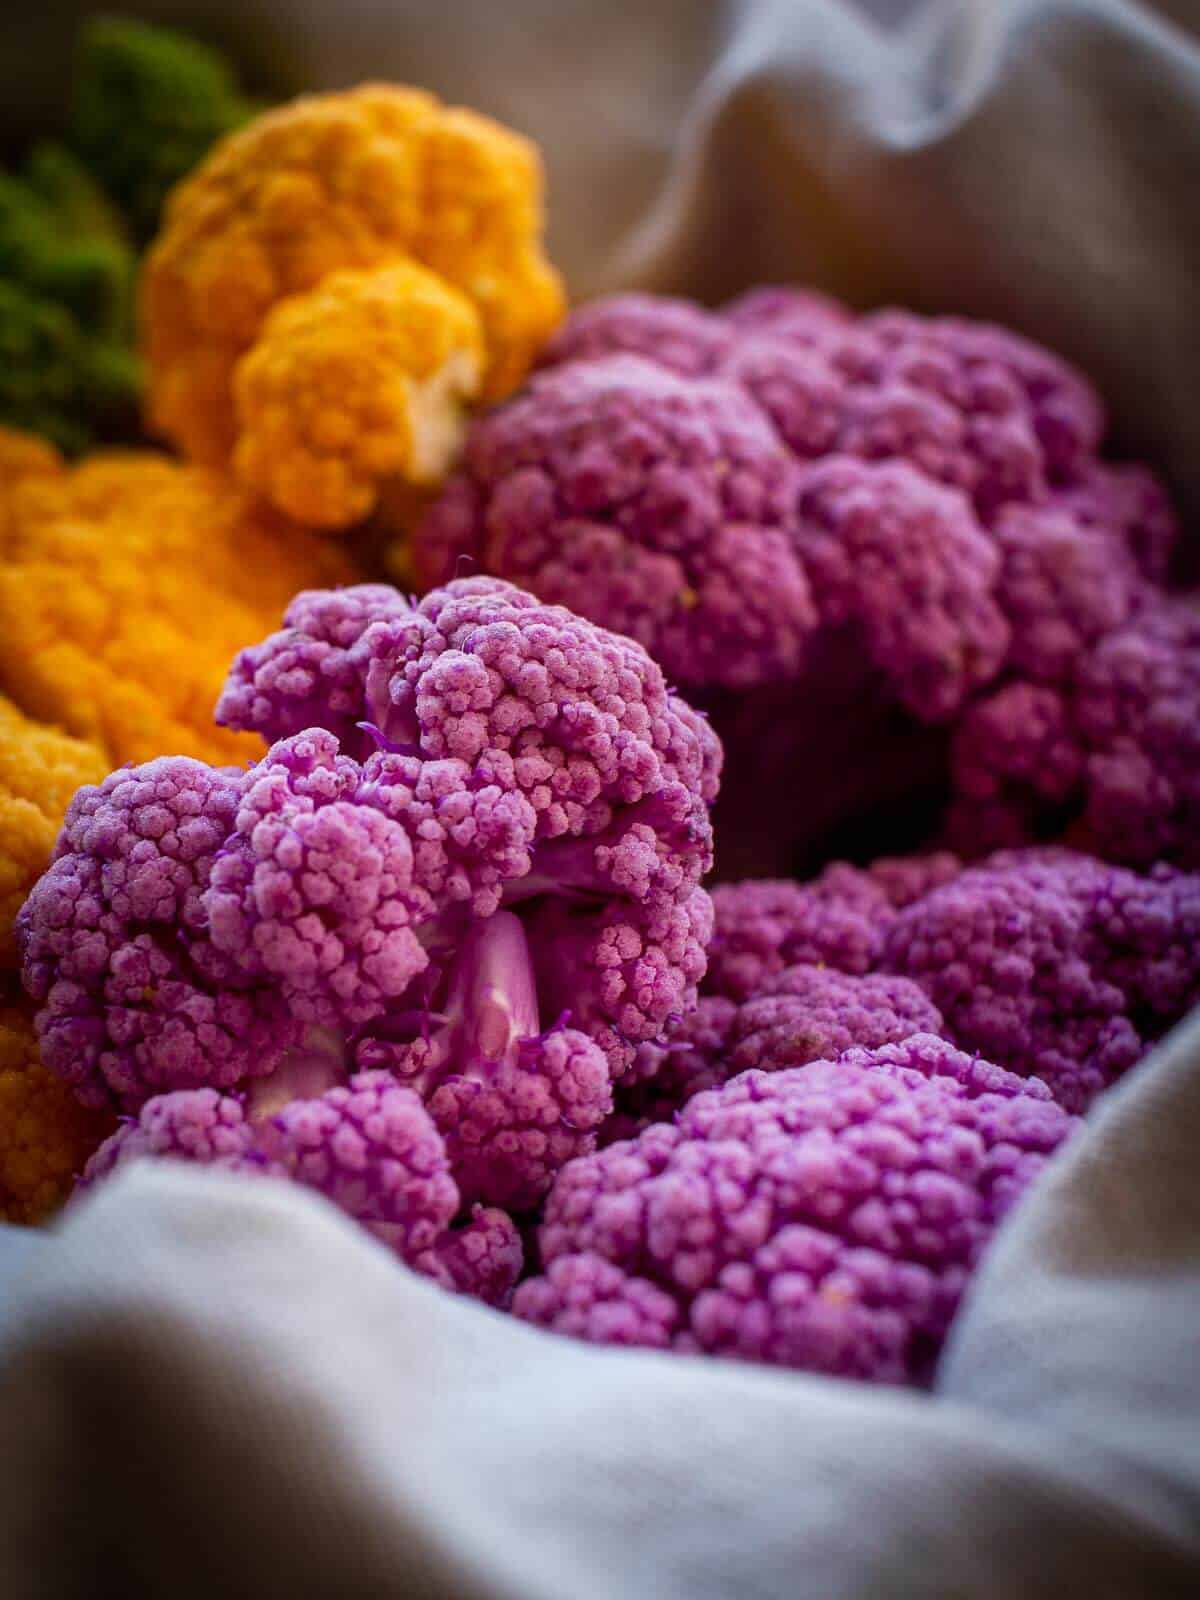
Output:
top-left (82, 1061), bottom-right (522, 1306)
top-left (704, 854), bottom-right (960, 1001)
top-left (24, 578), bottom-right (721, 1213)
top-left (949, 602), bottom-right (1200, 867)
top-left (615, 963), bottom-right (943, 1137)
top-left (17, 757), bottom-right (298, 1111)
top-left (415, 287), bottom-right (1191, 875)
top-left (413, 356), bottom-right (816, 692)
top-left (881, 848), bottom-right (1200, 1111)
top-left (515, 1033), bottom-right (1076, 1382)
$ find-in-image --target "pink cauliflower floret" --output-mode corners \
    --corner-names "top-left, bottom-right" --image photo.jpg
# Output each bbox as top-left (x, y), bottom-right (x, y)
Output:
top-left (515, 1034), bottom-right (1076, 1382)
top-left (950, 601), bottom-right (1200, 865)
top-left (721, 285), bottom-right (853, 344)
top-left (616, 964), bottom-right (943, 1136)
top-left (217, 584), bottom-right (415, 757)
top-left (81, 1066), bottom-right (521, 1306)
top-left (704, 854), bottom-right (959, 1000)
top-left (794, 459), bottom-right (1010, 721)
top-left (881, 849), bottom-right (1200, 1111)
top-left (418, 288), bottom-right (1192, 874)
top-left (213, 576), bottom-right (719, 1088)
top-left (17, 758), bottom-right (295, 1111)
top-left (538, 293), bottom-right (735, 377)
top-left (1055, 462), bottom-right (1180, 584)
top-left (413, 358), bottom-right (816, 692)
top-left (25, 577), bottom-right (720, 1212)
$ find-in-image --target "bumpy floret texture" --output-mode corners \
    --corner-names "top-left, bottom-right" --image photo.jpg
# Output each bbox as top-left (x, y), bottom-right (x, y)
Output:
top-left (0, 696), bottom-right (107, 967)
top-left (0, 1004), bottom-right (113, 1223)
top-left (0, 452), bottom-right (356, 767)
top-left (82, 1070), bottom-right (521, 1305)
top-left (949, 602), bottom-right (1200, 867)
top-left (418, 286), bottom-right (1194, 870)
top-left (416, 354), bottom-right (816, 691)
top-left (704, 854), bottom-right (960, 1000)
top-left (233, 263), bottom-right (486, 527)
top-left (19, 756), bottom-right (298, 1111)
top-left (882, 849), bottom-right (1200, 1112)
top-left (71, 16), bottom-right (258, 241)
top-left (23, 578), bottom-right (717, 1212)
top-left (515, 1034), bottom-right (1076, 1381)
top-left (142, 83), bottom-right (564, 500)
top-left (616, 965), bottom-right (943, 1136)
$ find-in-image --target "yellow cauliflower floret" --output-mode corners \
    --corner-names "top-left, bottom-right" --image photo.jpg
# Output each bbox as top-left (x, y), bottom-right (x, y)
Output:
top-left (233, 262), bottom-right (485, 527)
top-left (0, 426), bottom-right (65, 543)
top-left (0, 426), bottom-right (64, 489)
top-left (142, 84), bottom-right (564, 526)
top-left (0, 697), bottom-right (107, 967)
top-left (0, 452), bottom-right (357, 768)
top-left (0, 1003), bottom-right (113, 1224)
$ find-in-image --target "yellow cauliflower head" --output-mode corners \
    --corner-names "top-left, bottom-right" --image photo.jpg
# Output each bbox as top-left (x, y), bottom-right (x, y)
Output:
top-left (142, 84), bottom-right (564, 525)
top-left (0, 452), bottom-right (357, 768)
top-left (233, 262), bottom-right (485, 527)
top-left (0, 1003), bottom-right (114, 1224)
top-left (0, 696), bottom-right (107, 968)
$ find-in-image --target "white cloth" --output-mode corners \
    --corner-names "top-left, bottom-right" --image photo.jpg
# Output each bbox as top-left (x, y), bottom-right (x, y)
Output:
top-left (2, 1), bottom-right (1200, 1593)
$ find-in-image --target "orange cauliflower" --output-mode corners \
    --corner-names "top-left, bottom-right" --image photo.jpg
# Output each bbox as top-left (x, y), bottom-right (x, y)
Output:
top-left (0, 695), bottom-right (107, 967)
top-left (233, 262), bottom-right (485, 526)
top-left (142, 85), bottom-right (564, 529)
top-left (0, 451), bottom-right (357, 767)
top-left (0, 1003), bottom-right (113, 1223)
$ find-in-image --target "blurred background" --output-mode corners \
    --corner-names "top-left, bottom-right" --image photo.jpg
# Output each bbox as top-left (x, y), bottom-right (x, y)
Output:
top-left (6, 0), bottom-right (1199, 515)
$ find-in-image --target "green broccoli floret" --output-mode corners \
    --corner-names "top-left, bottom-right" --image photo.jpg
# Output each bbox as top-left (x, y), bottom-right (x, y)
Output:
top-left (0, 143), bottom-right (134, 339)
top-left (0, 280), bottom-right (141, 454)
top-left (71, 16), bottom-right (258, 241)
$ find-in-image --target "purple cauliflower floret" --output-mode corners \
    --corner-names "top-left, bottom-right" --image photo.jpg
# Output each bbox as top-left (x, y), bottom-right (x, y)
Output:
top-left (216, 584), bottom-right (414, 754)
top-left (82, 1060), bottom-right (522, 1306)
top-left (413, 357), bottom-right (816, 692)
top-left (949, 601), bottom-right (1200, 866)
top-left (417, 287), bottom-right (1192, 874)
top-left (1054, 461), bottom-right (1180, 585)
top-left (616, 964), bottom-right (943, 1136)
top-left (25, 578), bottom-right (719, 1212)
top-left (721, 285), bottom-right (852, 344)
top-left (794, 459), bottom-right (1010, 721)
top-left (881, 849), bottom-right (1200, 1111)
top-left (538, 293), bottom-right (736, 377)
top-left (704, 854), bottom-right (960, 1000)
top-left (515, 1034), bottom-right (1076, 1382)
top-left (17, 757), bottom-right (296, 1111)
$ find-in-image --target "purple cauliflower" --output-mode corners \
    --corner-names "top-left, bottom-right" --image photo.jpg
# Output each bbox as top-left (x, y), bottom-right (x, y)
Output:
top-left (18, 757), bottom-right (297, 1111)
top-left (881, 848), bottom-right (1200, 1112)
top-left (704, 853), bottom-right (961, 1000)
top-left (21, 578), bottom-right (720, 1215)
top-left (83, 1063), bottom-right (522, 1305)
top-left (949, 601), bottom-right (1200, 867)
top-left (614, 963), bottom-right (943, 1137)
top-left (415, 287), bottom-right (1192, 874)
top-left (515, 1034), bottom-right (1076, 1382)
top-left (412, 357), bottom-right (815, 693)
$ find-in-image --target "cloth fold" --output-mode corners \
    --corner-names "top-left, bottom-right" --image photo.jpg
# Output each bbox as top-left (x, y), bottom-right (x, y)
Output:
top-left (1, 0), bottom-right (1199, 1592)
top-left (0, 1014), bottom-right (1198, 1597)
